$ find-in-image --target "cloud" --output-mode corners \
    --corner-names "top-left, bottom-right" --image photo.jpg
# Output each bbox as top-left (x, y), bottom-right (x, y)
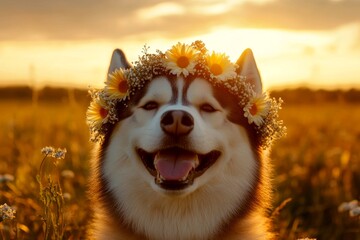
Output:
top-left (135, 2), bottom-right (185, 20)
top-left (0, 0), bottom-right (359, 41)
top-left (232, 0), bottom-right (360, 30)
top-left (0, 0), bottom-right (164, 40)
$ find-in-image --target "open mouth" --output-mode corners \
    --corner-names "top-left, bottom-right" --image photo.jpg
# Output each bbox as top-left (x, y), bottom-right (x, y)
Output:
top-left (137, 147), bottom-right (221, 190)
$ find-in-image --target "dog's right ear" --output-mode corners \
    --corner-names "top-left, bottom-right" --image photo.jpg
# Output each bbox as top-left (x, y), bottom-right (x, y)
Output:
top-left (107, 49), bottom-right (132, 80)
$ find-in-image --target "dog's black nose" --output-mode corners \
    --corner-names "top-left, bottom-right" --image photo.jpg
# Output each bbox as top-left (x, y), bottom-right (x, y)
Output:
top-left (160, 110), bottom-right (194, 136)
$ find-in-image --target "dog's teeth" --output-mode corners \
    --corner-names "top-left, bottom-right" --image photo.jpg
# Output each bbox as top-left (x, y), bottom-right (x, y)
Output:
top-left (156, 172), bottom-right (164, 183)
top-left (154, 152), bottom-right (160, 166)
top-left (194, 155), bottom-right (200, 168)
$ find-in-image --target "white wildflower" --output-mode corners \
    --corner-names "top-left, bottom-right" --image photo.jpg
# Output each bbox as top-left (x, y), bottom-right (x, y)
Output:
top-left (53, 148), bottom-right (67, 160)
top-left (338, 200), bottom-right (358, 212)
top-left (41, 146), bottom-right (55, 156)
top-left (349, 207), bottom-right (360, 217)
top-left (0, 203), bottom-right (16, 221)
top-left (0, 174), bottom-right (15, 183)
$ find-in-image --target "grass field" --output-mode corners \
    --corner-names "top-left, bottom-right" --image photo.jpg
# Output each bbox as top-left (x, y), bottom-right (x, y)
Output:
top-left (0, 93), bottom-right (359, 239)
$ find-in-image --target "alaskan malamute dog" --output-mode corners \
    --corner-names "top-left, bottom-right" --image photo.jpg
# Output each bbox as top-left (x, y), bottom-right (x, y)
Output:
top-left (87, 42), bottom-right (283, 239)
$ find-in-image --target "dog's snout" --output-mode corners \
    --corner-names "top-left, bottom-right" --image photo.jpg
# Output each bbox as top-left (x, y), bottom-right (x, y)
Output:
top-left (160, 110), bottom-right (194, 136)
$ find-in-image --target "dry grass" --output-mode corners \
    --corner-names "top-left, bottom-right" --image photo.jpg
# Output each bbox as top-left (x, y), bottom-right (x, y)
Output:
top-left (272, 103), bottom-right (360, 239)
top-left (0, 96), bottom-right (359, 239)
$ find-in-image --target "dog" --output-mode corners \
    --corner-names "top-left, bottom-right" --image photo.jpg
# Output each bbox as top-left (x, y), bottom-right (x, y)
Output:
top-left (87, 42), bottom-right (280, 240)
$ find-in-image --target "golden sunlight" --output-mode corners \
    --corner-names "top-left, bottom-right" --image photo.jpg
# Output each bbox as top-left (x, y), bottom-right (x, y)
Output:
top-left (0, 25), bottom-right (359, 90)
top-left (181, 27), bottom-right (359, 89)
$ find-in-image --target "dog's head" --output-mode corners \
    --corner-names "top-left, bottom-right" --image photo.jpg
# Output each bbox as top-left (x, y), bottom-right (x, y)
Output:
top-left (98, 47), bottom-right (264, 197)
top-left (88, 42), bottom-right (285, 239)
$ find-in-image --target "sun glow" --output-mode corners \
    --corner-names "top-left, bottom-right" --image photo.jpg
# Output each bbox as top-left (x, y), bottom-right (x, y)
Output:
top-left (181, 26), bottom-right (360, 89)
top-left (0, 24), bottom-right (359, 90)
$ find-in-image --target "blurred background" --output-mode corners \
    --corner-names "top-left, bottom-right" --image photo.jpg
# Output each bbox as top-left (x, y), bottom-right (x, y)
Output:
top-left (0, 0), bottom-right (359, 239)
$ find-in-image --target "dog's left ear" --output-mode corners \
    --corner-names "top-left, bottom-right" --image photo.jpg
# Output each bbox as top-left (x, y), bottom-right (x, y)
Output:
top-left (236, 49), bottom-right (262, 94)
top-left (107, 49), bottom-right (132, 80)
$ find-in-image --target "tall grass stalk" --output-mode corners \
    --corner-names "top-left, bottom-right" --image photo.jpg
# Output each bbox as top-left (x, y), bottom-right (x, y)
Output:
top-left (37, 147), bottom-right (67, 240)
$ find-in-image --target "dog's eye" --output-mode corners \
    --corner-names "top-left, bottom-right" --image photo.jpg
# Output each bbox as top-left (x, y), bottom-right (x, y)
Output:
top-left (142, 101), bottom-right (159, 111)
top-left (200, 104), bottom-right (216, 113)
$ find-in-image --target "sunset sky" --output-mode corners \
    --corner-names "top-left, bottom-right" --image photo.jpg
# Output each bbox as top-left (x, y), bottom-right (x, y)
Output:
top-left (0, 0), bottom-right (359, 90)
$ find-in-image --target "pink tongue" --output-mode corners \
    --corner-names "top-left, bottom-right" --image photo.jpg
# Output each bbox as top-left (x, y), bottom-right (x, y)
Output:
top-left (155, 149), bottom-right (197, 181)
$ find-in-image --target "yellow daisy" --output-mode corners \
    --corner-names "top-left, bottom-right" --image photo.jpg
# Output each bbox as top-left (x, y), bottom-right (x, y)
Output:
top-left (243, 93), bottom-right (270, 126)
top-left (205, 51), bottom-right (236, 81)
top-left (164, 42), bottom-right (199, 77)
top-left (105, 68), bottom-right (129, 100)
top-left (86, 97), bottom-right (108, 130)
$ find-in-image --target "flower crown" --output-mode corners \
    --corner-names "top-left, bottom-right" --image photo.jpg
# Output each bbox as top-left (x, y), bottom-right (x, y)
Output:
top-left (87, 41), bottom-right (285, 148)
